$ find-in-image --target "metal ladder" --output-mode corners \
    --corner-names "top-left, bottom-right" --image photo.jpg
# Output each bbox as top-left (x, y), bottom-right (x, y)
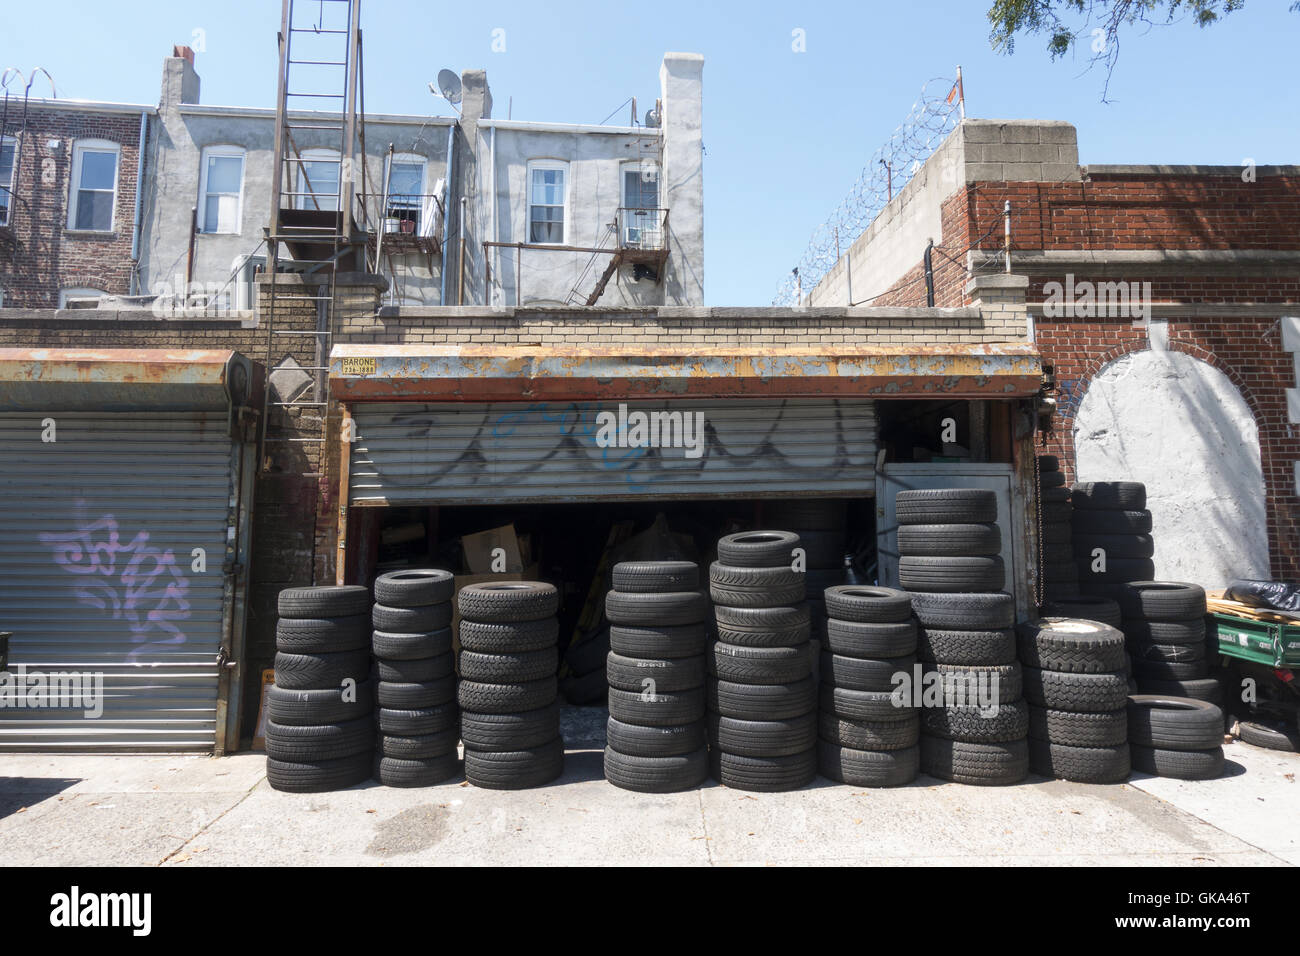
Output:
top-left (260, 0), bottom-right (363, 476)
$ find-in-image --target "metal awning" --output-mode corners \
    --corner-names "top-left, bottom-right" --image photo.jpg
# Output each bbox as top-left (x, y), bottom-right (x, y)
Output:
top-left (329, 344), bottom-right (1044, 402)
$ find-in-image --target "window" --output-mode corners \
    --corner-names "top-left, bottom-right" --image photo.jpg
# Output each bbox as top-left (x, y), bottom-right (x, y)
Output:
top-left (528, 160), bottom-right (567, 244)
top-left (620, 162), bottom-right (660, 247)
top-left (59, 287), bottom-right (107, 308)
top-left (294, 148), bottom-right (341, 211)
top-left (68, 140), bottom-right (120, 232)
top-left (199, 146), bottom-right (245, 234)
top-left (384, 154), bottom-right (427, 233)
top-left (0, 135), bottom-right (16, 227)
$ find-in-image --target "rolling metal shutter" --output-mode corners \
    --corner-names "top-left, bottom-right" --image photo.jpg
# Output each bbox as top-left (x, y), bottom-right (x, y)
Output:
top-left (0, 411), bottom-right (236, 751)
top-left (349, 398), bottom-right (877, 505)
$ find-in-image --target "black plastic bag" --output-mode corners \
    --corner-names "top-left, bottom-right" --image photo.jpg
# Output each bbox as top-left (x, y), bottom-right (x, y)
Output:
top-left (1225, 579), bottom-right (1300, 614)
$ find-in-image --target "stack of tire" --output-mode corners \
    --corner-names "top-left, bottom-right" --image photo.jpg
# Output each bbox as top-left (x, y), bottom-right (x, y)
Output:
top-left (896, 489), bottom-right (1027, 786)
top-left (1071, 481), bottom-right (1154, 596)
top-left (602, 561), bottom-right (711, 792)
top-left (1118, 582), bottom-right (1222, 712)
top-left (817, 586), bottom-right (919, 787)
top-left (765, 500), bottom-right (849, 643)
top-left (267, 586), bottom-right (374, 793)
top-left (457, 581), bottom-right (564, 789)
top-left (1037, 455), bottom-right (1079, 600)
top-left (1019, 617), bottom-right (1131, 783)
top-left (1127, 694), bottom-right (1226, 780)
top-left (706, 531), bottom-right (817, 792)
top-left (371, 570), bottom-right (460, 787)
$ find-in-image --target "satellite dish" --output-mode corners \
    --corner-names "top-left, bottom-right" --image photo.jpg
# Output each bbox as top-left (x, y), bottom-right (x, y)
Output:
top-left (644, 108), bottom-right (660, 128)
top-left (436, 69), bottom-right (462, 105)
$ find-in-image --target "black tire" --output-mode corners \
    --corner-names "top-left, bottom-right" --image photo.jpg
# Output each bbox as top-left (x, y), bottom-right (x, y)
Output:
top-left (276, 614), bottom-right (369, 653)
top-left (1038, 470), bottom-right (1066, 488)
top-left (1016, 618), bottom-right (1127, 673)
top-left (373, 569), bottom-right (454, 608)
top-left (267, 680), bottom-right (375, 726)
top-left (1029, 739), bottom-right (1130, 783)
top-left (609, 623), bottom-right (709, 658)
top-left (1072, 509), bottom-right (1153, 535)
top-left (378, 675), bottom-right (457, 710)
top-left (910, 591), bottom-right (1015, 630)
top-left (818, 711), bottom-right (920, 750)
top-left (899, 555), bottom-right (1005, 593)
top-left (1042, 560), bottom-right (1080, 586)
top-left (921, 699), bottom-right (1029, 743)
top-left (1236, 719), bottom-right (1300, 753)
top-left (711, 748), bottom-right (817, 792)
top-left (1037, 454), bottom-right (1061, 471)
top-left (1130, 744), bottom-right (1224, 780)
top-left (1137, 675), bottom-right (1224, 705)
top-left (1039, 596), bottom-right (1122, 629)
top-left (923, 661), bottom-right (1022, 703)
top-left (1041, 519), bottom-right (1073, 544)
top-left (277, 585), bottom-right (370, 619)
top-left (713, 604), bottom-right (810, 647)
top-left (605, 717), bottom-right (705, 757)
top-left (919, 736), bottom-right (1028, 785)
top-left (1132, 659), bottom-right (1207, 681)
top-left (823, 586), bottom-right (913, 624)
top-left (372, 628), bottom-right (453, 661)
top-left (457, 677), bottom-right (557, 715)
top-left (378, 728), bottom-right (459, 759)
top-left (1072, 533), bottom-right (1155, 560)
top-left (709, 641), bottom-right (812, 685)
top-left (376, 702), bottom-right (458, 736)
top-left (1129, 639), bottom-right (1205, 664)
top-left (1127, 695), bottom-right (1223, 750)
top-left (1040, 486), bottom-right (1073, 504)
top-left (916, 627), bottom-right (1015, 666)
top-left (764, 499), bottom-right (847, 531)
top-left (1040, 501), bottom-right (1073, 524)
top-left (460, 703), bottom-right (562, 752)
top-left (458, 581), bottom-right (560, 624)
top-left (709, 561), bottom-right (805, 589)
top-left (460, 647), bottom-right (558, 683)
top-left (1022, 666), bottom-right (1129, 713)
top-left (606, 590), bottom-right (710, 626)
top-left (818, 742), bottom-right (918, 787)
top-left (611, 561), bottom-right (700, 593)
top-left (375, 652), bottom-right (454, 684)
top-left (375, 753), bottom-right (460, 788)
top-left (819, 684), bottom-right (914, 722)
top-left (1115, 582), bottom-right (1207, 621)
top-left (898, 522), bottom-right (1001, 557)
top-left (458, 618), bottom-right (558, 653)
top-left (264, 717), bottom-right (374, 762)
top-left (896, 489), bottom-right (997, 525)
top-left (1080, 557), bottom-right (1155, 585)
top-left (1041, 539), bottom-right (1075, 564)
top-left (607, 685), bottom-right (706, 727)
top-left (821, 652), bottom-right (915, 692)
top-left (716, 530), bottom-right (802, 569)
top-left (708, 712), bottom-right (818, 758)
top-left (372, 602), bottom-right (452, 633)
top-left (824, 618), bottom-right (917, 658)
top-left (606, 652), bottom-right (706, 693)
top-left (266, 752), bottom-right (372, 793)
top-left (273, 649), bottom-right (371, 691)
top-left (563, 628), bottom-right (611, 676)
top-left (1123, 618), bottom-right (1205, 646)
top-left (709, 581), bottom-right (806, 609)
top-left (1071, 481), bottom-right (1146, 511)
top-left (795, 529), bottom-right (849, 568)
top-left (709, 676), bottom-right (817, 721)
top-left (604, 746), bottom-right (708, 792)
top-left (1028, 705), bottom-right (1127, 747)
top-left (464, 738), bottom-right (564, 790)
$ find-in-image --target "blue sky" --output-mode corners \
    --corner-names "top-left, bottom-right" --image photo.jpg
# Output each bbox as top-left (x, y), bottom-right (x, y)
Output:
top-left (4, 0), bottom-right (1297, 304)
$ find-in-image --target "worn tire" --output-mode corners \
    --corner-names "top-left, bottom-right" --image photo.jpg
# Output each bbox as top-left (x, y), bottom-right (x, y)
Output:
top-left (899, 555), bottom-right (1005, 593)
top-left (372, 602), bottom-right (453, 633)
top-left (605, 717), bottom-right (705, 757)
top-left (916, 627), bottom-right (1015, 666)
top-left (910, 591), bottom-right (1015, 630)
top-left (819, 684), bottom-right (915, 722)
top-left (604, 746), bottom-right (708, 792)
top-left (821, 652), bottom-right (915, 692)
top-left (818, 741), bottom-right (918, 787)
top-left (266, 752), bottom-right (372, 793)
top-left (709, 581), bottom-right (806, 609)
top-left (1071, 481), bottom-right (1146, 511)
top-left (373, 569), bottom-right (454, 608)
top-left (606, 652), bottom-right (706, 693)
top-left (1132, 659), bottom-right (1207, 681)
top-left (376, 702), bottom-right (458, 737)
top-left (375, 753), bottom-right (460, 787)
top-left (464, 738), bottom-right (564, 790)
top-left (1136, 676), bottom-right (1224, 705)
top-left (1130, 744), bottom-right (1224, 780)
top-left (921, 699), bottom-right (1029, 743)
top-left (460, 703), bottom-right (561, 752)
top-left (716, 530), bottom-right (802, 568)
top-left (377, 675), bottom-right (457, 710)
top-left (264, 717), bottom-right (374, 762)
top-left (273, 649), bottom-right (370, 691)
top-left (1236, 719), bottom-right (1300, 753)
top-left (1039, 596), bottom-right (1122, 629)
top-left (708, 712), bottom-right (818, 758)
top-left (1123, 618), bottom-right (1205, 646)
top-left (896, 489), bottom-right (997, 525)
top-left (1127, 695), bottom-right (1223, 751)
top-left (1022, 666), bottom-right (1130, 713)
top-left (823, 586), bottom-right (913, 624)
top-left (919, 736), bottom-right (1028, 785)
top-left (457, 677), bottom-right (556, 714)
top-left (1072, 533), bottom-right (1155, 560)
top-left (267, 680), bottom-right (375, 726)
top-left (713, 604), bottom-right (810, 647)
top-left (709, 676), bottom-right (817, 721)
top-left (1115, 582), bottom-right (1207, 621)
top-left (1029, 739), bottom-right (1130, 783)
top-left (711, 748), bottom-right (817, 792)
top-left (923, 661), bottom-right (1022, 703)
top-left (1016, 618), bottom-right (1127, 673)
top-left (709, 641), bottom-right (812, 685)
top-left (378, 728), bottom-right (459, 759)
top-left (276, 614), bottom-right (369, 653)
top-left (458, 618), bottom-right (558, 653)
top-left (606, 590), bottom-right (709, 626)
top-left (897, 522), bottom-right (1001, 558)
top-left (1072, 509), bottom-right (1153, 535)
top-left (277, 585), bottom-right (370, 619)
top-left (372, 627), bottom-right (453, 661)
top-left (607, 685), bottom-right (705, 727)
top-left (460, 647), bottom-right (558, 683)
top-left (818, 711), bottom-right (920, 751)
top-left (611, 560), bottom-right (699, 593)
top-left (458, 581), bottom-right (560, 623)
top-left (375, 652), bottom-right (454, 684)
top-left (824, 618), bottom-right (917, 658)
top-left (1028, 705), bottom-right (1127, 747)
top-left (609, 623), bottom-right (709, 658)
top-left (709, 561), bottom-right (805, 590)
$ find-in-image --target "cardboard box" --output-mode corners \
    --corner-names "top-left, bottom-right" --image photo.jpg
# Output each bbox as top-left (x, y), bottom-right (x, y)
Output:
top-left (252, 668), bottom-right (275, 752)
top-left (461, 524), bottom-right (524, 574)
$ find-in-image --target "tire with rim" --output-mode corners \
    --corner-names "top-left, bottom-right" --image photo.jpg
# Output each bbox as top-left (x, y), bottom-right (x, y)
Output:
top-left (372, 628), bottom-right (453, 661)
top-left (457, 677), bottom-right (556, 714)
top-left (716, 530), bottom-right (802, 568)
top-left (276, 615), bottom-right (369, 653)
top-left (1015, 618), bottom-right (1127, 673)
top-left (458, 618), bottom-right (558, 654)
top-left (460, 703), bottom-right (562, 752)
top-left (818, 711), bottom-right (920, 750)
top-left (267, 680), bottom-right (375, 726)
top-left (611, 560), bottom-right (699, 593)
top-left (372, 602), bottom-right (453, 633)
top-left (824, 618), bottom-right (917, 658)
top-left (898, 556), bottom-right (1005, 593)
top-left (1029, 739), bottom-right (1130, 783)
top-left (823, 586), bottom-right (913, 624)
top-left (605, 590), bottom-right (710, 626)
top-left (707, 712), bottom-right (818, 758)
top-left (607, 686), bottom-right (705, 727)
top-left (609, 623), bottom-right (709, 658)
top-left (711, 749), bottom-right (817, 792)
top-left (605, 717), bottom-right (705, 757)
top-left (277, 585), bottom-right (370, 619)
top-left (916, 627), bottom-right (1015, 666)
top-left (1126, 695), bottom-right (1223, 750)
top-left (606, 652), bottom-right (706, 693)
top-left (375, 753), bottom-right (460, 788)
top-left (709, 642), bottom-right (812, 685)
top-left (1130, 744), bottom-right (1224, 780)
top-left (1022, 666), bottom-right (1129, 713)
top-left (818, 741), bottom-right (918, 787)
top-left (910, 591), bottom-right (1015, 630)
top-left (897, 523), bottom-right (1001, 557)
top-left (374, 569), bottom-right (454, 608)
top-left (458, 581), bottom-right (560, 623)
top-left (709, 676), bottom-right (817, 721)
top-left (896, 489), bottom-right (997, 525)
top-left (919, 736), bottom-right (1027, 786)
top-left (266, 753), bottom-right (371, 793)
top-left (464, 738), bottom-right (564, 790)
top-left (273, 649), bottom-right (370, 691)
top-left (1027, 706), bottom-right (1127, 747)
top-left (603, 746), bottom-right (708, 793)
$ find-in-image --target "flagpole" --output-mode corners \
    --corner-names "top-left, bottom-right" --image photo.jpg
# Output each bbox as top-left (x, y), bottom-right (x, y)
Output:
top-left (956, 65), bottom-right (965, 119)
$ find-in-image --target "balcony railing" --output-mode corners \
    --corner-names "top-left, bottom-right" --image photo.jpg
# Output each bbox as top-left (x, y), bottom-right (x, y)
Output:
top-left (616, 207), bottom-right (668, 251)
top-left (379, 193), bottom-right (444, 242)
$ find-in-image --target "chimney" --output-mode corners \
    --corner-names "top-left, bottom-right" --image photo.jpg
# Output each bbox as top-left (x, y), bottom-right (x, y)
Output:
top-left (161, 45), bottom-right (201, 109)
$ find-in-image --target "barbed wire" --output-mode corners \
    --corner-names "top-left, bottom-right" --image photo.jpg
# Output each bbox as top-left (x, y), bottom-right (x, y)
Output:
top-left (772, 73), bottom-right (963, 307)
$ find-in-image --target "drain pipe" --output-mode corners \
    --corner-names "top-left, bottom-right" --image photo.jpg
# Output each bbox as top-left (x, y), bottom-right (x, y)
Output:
top-left (923, 239), bottom-right (935, 307)
top-left (440, 122), bottom-right (455, 306)
top-left (128, 109), bottom-right (149, 295)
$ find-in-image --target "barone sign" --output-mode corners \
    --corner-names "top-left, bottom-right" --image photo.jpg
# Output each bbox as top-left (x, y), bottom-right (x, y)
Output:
top-left (1042, 274), bottom-right (1152, 322)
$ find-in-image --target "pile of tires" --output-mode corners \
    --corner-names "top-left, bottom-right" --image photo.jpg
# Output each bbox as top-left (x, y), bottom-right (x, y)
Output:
top-left (1037, 455), bottom-right (1079, 600)
top-left (457, 581), bottom-right (564, 789)
top-left (895, 489), bottom-right (1027, 786)
top-left (1128, 694), bottom-right (1225, 779)
top-left (765, 499), bottom-right (850, 643)
top-left (817, 586), bottom-right (919, 787)
top-left (1117, 582), bottom-right (1221, 708)
top-left (706, 531), bottom-right (817, 791)
top-left (266, 586), bottom-right (374, 793)
top-left (1019, 617), bottom-right (1132, 783)
top-left (1072, 481), bottom-right (1154, 596)
top-left (602, 561), bottom-right (710, 792)
top-left (371, 570), bottom-right (460, 787)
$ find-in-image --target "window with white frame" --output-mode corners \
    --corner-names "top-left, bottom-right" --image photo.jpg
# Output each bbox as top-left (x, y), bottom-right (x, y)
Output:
top-left (0, 135), bottom-right (16, 227)
top-left (385, 154), bottom-right (427, 233)
top-left (620, 162), bottom-right (660, 247)
top-left (68, 140), bottom-right (120, 232)
top-left (294, 148), bottom-right (341, 211)
top-left (199, 145), bottom-right (245, 234)
top-left (527, 160), bottom-right (567, 244)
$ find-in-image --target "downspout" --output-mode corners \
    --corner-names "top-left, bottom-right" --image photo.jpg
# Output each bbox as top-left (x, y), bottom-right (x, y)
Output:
top-left (129, 109), bottom-right (148, 295)
top-left (440, 122), bottom-right (455, 306)
top-left (490, 124), bottom-right (497, 307)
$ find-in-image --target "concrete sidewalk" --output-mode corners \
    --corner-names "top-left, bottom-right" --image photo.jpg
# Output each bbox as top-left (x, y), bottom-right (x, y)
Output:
top-left (0, 722), bottom-right (1295, 867)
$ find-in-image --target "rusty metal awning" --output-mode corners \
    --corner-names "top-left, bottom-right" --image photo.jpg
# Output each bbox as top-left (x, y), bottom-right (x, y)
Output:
top-left (329, 344), bottom-right (1044, 402)
top-left (0, 349), bottom-right (256, 411)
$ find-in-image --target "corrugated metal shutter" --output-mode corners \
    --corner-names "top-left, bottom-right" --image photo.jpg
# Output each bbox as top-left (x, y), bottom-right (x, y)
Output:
top-left (0, 412), bottom-right (234, 751)
top-left (350, 398), bottom-right (877, 505)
